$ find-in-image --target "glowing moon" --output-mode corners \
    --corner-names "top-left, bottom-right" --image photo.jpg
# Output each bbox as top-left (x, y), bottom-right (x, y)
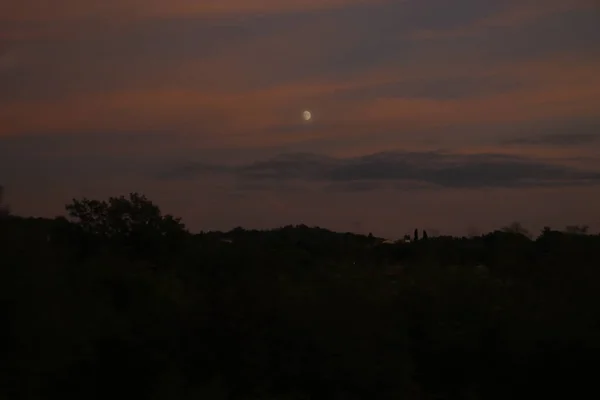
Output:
top-left (303, 110), bottom-right (312, 121)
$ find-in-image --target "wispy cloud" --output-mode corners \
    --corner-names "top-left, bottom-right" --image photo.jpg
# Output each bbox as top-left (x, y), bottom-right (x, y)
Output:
top-left (503, 118), bottom-right (600, 147)
top-left (409, 0), bottom-right (597, 40)
top-left (506, 132), bottom-right (600, 147)
top-left (3, 52), bottom-right (599, 145)
top-left (1, 0), bottom-right (385, 22)
top-left (162, 151), bottom-right (600, 190)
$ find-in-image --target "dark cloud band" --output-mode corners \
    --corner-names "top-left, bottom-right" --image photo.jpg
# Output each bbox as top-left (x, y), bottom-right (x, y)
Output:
top-left (163, 151), bottom-right (600, 190)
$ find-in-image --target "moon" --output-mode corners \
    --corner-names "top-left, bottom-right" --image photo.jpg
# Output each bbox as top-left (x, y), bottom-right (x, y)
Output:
top-left (303, 110), bottom-right (312, 121)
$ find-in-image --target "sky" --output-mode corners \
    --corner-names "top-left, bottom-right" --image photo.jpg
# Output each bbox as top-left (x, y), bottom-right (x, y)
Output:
top-left (1, 0), bottom-right (600, 237)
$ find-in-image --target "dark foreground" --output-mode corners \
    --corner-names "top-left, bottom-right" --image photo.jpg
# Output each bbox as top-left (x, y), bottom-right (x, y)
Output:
top-left (1, 195), bottom-right (599, 399)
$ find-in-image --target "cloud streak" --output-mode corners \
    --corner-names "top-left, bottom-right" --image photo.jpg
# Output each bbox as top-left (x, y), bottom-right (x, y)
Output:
top-left (410, 0), bottom-right (597, 40)
top-left (162, 151), bottom-right (600, 190)
top-left (1, 0), bottom-right (385, 22)
top-left (507, 133), bottom-right (600, 147)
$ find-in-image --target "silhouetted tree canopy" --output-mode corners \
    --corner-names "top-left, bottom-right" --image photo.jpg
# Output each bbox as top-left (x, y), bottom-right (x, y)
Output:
top-left (0, 184), bottom-right (8, 218)
top-left (2, 195), bottom-right (600, 399)
top-left (565, 225), bottom-right (589, 234)
top-left (66, 193), bottom-right (185, 238)
top-left (65, 193), bottom-right (188, 260)
top-left (502, 221), bottom-right (530, 238)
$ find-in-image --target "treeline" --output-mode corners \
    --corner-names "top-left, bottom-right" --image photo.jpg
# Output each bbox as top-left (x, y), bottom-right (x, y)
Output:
top-left (1, 193), bottom-right (600, 399)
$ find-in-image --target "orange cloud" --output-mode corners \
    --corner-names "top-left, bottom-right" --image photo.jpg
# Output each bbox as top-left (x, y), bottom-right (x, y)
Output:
top-left (358, 81), bottom-right (600, 127)
top-left (1, 0), bottom-right (385, 22)
top-left (0, 80), bottom-right (370, 139)
top-left (2, 52), bottom-right (599, 148)
top-left (2, 1), bottom-right (599, 152)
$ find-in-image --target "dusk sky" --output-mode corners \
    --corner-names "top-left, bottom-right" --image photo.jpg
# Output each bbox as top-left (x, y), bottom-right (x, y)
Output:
top-left (1, 0), bottom-right (600, 237)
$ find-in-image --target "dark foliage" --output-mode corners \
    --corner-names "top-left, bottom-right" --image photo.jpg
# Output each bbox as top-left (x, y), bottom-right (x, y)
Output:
top-left (1, 194), bottom-right (600, 399)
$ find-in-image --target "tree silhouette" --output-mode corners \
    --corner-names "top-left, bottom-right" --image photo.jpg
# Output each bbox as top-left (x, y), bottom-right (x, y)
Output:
top-left (541, 226), bottom-right (552, 237)
top-left (565, 225), bottom-right (589, 235)
top-left (65, 193), bottom-right (188, 259)
top-left (0, 185), bottom-right (9, 218)
top-left (414, 229), bottom-right (419, 242)
top-left (502, 221), bottom-right (530, 238)
top-left (5, 192), bottom-right (600, 399)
